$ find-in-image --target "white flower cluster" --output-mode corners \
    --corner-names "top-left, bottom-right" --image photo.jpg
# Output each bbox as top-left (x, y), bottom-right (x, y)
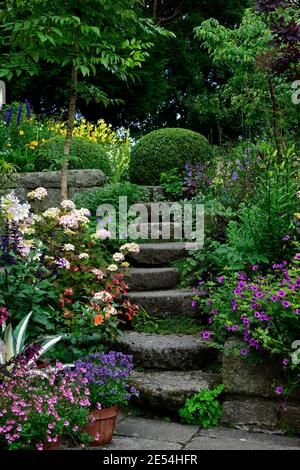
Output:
top-left (93, 291), bottom-right (113, 302)
top-left (92, 229), bottom-right (112, 240)
top-left (0, 192), bottom-right (31, 223)
top-left (27, 187), bottom-right (48, 200)
top-left (112, 252), bottom-right (125, 262)
top-left (120, 243), bottom-right (140, 254)
top-left (43, 207), bottom-right (61, 219)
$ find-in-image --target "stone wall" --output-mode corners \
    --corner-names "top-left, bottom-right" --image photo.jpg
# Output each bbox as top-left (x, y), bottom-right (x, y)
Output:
top-left (221, 339), bottom-right (300, 432)
top-left (5, 169), bottom-right (106, 208)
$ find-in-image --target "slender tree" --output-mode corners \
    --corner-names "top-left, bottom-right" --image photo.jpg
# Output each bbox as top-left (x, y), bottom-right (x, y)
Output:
top-left (0, 0), bottom-right (170, 199)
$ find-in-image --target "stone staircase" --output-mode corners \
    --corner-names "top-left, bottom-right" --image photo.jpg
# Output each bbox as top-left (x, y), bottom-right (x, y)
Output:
top-left (117, 194), bottom-right (221, 414)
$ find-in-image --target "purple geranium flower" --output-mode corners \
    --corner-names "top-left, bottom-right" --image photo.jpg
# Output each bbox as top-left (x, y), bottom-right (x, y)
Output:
top-left (201, 331), bottom-right (211, 340)
top-left (240, 348), bottom-right (249, 356)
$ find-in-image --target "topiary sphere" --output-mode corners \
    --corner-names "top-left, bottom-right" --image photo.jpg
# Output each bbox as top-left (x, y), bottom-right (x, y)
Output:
top-left (34, 135), bottom-right (112, 176)
top-left (129, 128), bottom-right (214, 185)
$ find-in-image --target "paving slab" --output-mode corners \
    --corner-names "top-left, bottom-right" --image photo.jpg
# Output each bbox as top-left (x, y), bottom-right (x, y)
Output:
top-left (100, 436), bottom-right (182, 451)
top-left (115, 416), bottom-right (198, 444)
top-left (185, 427), bottom-right (300, 450)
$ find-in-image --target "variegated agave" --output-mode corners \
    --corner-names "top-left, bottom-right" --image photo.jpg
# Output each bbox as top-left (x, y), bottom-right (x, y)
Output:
top-left (0, 312), bottom-right (62, 367)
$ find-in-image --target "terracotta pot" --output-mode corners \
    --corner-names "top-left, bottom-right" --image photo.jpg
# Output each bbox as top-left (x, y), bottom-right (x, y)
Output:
top-left (83, 406), bottom-right (120, 446)
top-left (42, 436), bottom-right (62, 450)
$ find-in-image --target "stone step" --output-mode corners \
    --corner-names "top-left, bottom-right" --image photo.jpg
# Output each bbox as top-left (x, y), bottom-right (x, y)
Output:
top-left (126, 267), bottom-right (180, 291)
top-left (138, 186), bottom-right (164, 201)
top-left (113, 332), bottom-right (219, 370)
top-left (130, 370), bottom-right (221, 412)
top-left (128, 289), bottom-right (198, 318)
top-left (137, 202), bottom-right (182, 223)
top-left (128, 222), bottom-right (184, 240)
top-left (130, 242), bottom-right (200, 266)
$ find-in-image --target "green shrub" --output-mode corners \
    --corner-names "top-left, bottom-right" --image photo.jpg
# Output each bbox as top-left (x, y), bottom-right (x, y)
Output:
top-left (160, 168), bottom-right (183, 200)
top-left (74, 182), bottom-right (147, 215)
top-left (179, 385), bottom-right (224, 428)
top-left (129, 128), bottom-right (214, 185)
top-left (34, 135), bottom-right (112, 175)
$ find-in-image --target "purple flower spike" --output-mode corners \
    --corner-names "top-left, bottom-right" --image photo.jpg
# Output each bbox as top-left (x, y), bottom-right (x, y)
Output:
top-left (25, 99), bottom-right (31, 119)
top-left (16, 103), bottom-right (23, 127)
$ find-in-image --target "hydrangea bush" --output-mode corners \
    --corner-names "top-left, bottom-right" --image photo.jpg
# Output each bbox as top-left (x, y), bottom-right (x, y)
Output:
top-left (0, 189), bottom-right (140, 348)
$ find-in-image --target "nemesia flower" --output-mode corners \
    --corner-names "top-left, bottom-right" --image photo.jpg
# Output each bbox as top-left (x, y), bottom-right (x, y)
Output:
top-left (55, 258), bottom-right (70, 270)
top-left (91, 269), bottom-right (104, 280)
top-left (0, 307), bottom-right (10, 326)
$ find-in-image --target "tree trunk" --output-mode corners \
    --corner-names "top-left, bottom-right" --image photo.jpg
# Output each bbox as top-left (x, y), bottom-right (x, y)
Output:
top-left (61, 64), bottom-right (77, 201)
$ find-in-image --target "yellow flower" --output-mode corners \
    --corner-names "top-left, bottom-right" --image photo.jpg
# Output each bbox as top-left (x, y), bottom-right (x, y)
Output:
top-left (19, 130), bottom-right (25, 136)
top-left (29, 140), bottom-right (39, 149)
top-left (6, 143), bottom-right (12, 148)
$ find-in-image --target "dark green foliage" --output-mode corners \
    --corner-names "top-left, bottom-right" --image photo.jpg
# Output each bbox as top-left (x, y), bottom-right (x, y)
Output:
top-left (160, 168), bottom-right (183, 200)
top-left (129, 128), bottom-right (214, 185)
top-left (179, 385), bottom-right (224, 428)
top-left (73, 182), bottom-right (147, 215)
top-left (34, 136), bottom-right (112, 175)
top-left (132, 308), bottom-right (203, 335)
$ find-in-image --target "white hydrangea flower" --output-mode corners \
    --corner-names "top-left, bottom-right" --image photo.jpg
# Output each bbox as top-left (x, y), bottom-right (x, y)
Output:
top-left (107, 264), bottom-right (118, 272)
top-left (61, 200), bottom-right (76, 211)
top-left (27, 187), bottom-right (48, 200)
top-left (78, 253), bottom-right (89, 260)
top-left (120, 243), bottom-right (140, 254)
top-left (43, 207), bottom-right (61, 219)
top-left (63, 243), bottom-right (75, 252)
top-left (92, 229), bottom-right (111, 240)
top-left (112, 252), bottom-right (125, 262)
